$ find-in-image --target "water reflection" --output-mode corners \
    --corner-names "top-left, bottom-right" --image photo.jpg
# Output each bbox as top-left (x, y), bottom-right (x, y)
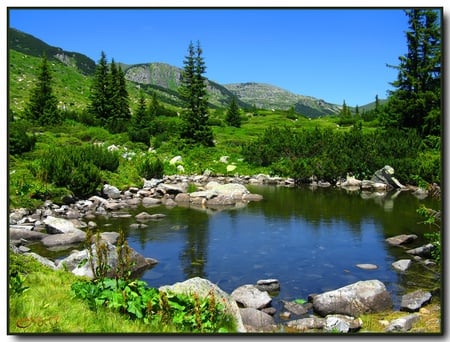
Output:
top-left (179, 211), bottom-right (209, 279)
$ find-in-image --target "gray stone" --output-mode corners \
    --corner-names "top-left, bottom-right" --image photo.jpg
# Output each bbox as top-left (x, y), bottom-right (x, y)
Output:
top-left (400, 290), bottom-right (432, 312)
top-left (324, 314), bottom-right (362, 333)
top-left (41, 229), bottom-right (86, 247)
top-left (9, 228), bottom-right (46, 241)
top-left (159, 277), bottom-right (246, 333)
top-left (240, 307), bottom-right (275, 329)
top-left (281, 300), bottom-right (309, 315)
top-left (231, 284), bottom-right (272, 309)
top-left (24, 252), bottom-right (57, 270)
top-left (386, 313), bottom-right (420, 332)
top-left (312, 279), bottom-right (392, 317)
top-left (406, 244), bottom-right (434, 258)
top-left (386, 234), bottom-right (418, 246)
top-left (103, 184), bottom-right (121, 199)
top-left (44, 216), bottom-right (77, 234)
top-left (392, 259), bottom-right (412, 272)
top-left (285, 317), bottom-right (325, 331)
top-left (256, 278), bottom-right (280, 292)
top-left (356, 263), bottom-right (378, 270)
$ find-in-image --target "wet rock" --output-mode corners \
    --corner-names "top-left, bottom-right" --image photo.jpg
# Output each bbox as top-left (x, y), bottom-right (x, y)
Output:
top-left (356, 263), bottom-right (378, 270)
top-left (255, 278), bottom-right (280, 292)
top-left (281, 300), bottom-right (309, 315)
top-left (392, 259), bottom-right (412, 272)
top-left (386, 234), bottom-right (418, 246)
top-left (135, 212), bottom-right (166, 221)
top-left (231, 284), bottom-right (272, 309)
top-left (406, 244), bottom-right (434, 258)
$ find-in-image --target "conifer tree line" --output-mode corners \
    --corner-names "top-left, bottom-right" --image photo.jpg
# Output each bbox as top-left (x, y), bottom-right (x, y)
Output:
top-left (88, 51), bottom-right (131, 133)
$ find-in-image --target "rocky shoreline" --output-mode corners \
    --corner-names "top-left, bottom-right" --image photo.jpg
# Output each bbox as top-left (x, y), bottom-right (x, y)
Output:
top-left (9, 171), bottom-right (441, 333)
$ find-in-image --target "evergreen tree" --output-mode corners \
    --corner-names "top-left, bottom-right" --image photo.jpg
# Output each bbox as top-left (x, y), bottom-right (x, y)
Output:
top-left (338, 100), bottom-right (352, 125)
top-left (128, 92), bottom-right (151, 145)
top-left (88, 51), bottom-right (110, 125)
top-left (108, 60), bottom-right (131, 133)
top-left (225, 96), bottom-right (241, 127)
top-left (386, 9), bottom-right (441, 136)
top-left (24, 53), bottom-right (61, 126)
top-left (179, 41), bottom-right (214, 146)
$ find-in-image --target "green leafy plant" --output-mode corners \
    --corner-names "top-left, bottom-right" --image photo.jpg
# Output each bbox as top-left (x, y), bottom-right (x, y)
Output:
top-left (9, 271), bottom-right (30, 296)
top-left (71, 278), bottom-right (234, 332)
top-left (417, 205), bottom-right (441, 264)
top-left (294, 298), bottom-right (307, 305)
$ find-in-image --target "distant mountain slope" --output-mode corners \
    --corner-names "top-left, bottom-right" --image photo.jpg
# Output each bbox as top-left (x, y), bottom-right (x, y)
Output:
top-left (224, 83), bottom-right (341, 117)
top-left (9, 27), bottom-right (96, 75)
top-left (123, 63), bottom-right (249, 109)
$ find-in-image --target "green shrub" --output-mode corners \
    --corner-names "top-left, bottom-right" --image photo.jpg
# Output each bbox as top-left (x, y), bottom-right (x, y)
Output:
top-left (33, 144), bottom-right (119, 198)
top-left (242, 125), bottom-right (436, 184)
top-left (9, 121), bottom-right (37, 155)
top-left (137, 154), bottom-right (164, 179)
top-left (67, 163), bottom-right (101, 198)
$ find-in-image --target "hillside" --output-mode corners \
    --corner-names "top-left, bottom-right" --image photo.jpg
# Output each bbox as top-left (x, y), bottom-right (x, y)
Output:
top-left (9, 28), bottom-right (96, 75)
top-left (8, 27), bottom-right (378, 117)
top-left (123, 63), bottom-right (249, 109)
top-left (224, 83), bottom-right (341, 117)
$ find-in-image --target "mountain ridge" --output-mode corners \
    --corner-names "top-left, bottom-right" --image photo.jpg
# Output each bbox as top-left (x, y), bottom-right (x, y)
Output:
top-left (9, 27), bottom-right (380, 117)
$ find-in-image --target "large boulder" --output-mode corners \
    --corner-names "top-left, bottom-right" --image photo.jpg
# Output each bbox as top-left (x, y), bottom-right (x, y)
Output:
top-left (312, 280), bottom-right (392, 317)
top-left (205, 182), bottom-right (250, 198)
top-left (43, 216), bottom-right (78, 234)
top-left (57, 240), bottom-right (157, 279)
top-left (371, 165), bottom-right (405, 189)
top-left (159, 277), bottom-right (246, 333)
top-left (231, 284), bottom-right (272, 309)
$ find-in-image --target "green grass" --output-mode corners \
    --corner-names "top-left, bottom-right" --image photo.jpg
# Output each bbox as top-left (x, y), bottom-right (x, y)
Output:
top-left (8, 253), bottom-right (162, 333)
top-left (9, 252), bottom-right (235, 334)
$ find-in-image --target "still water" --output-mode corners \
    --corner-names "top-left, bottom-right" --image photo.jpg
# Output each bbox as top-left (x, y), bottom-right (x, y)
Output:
top-left (89, 184), bottom-right (440, 316)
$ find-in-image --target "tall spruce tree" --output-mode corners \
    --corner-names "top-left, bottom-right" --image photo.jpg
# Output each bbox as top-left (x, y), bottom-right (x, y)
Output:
top-left (386, 9), bottom-right (441, 136)
top-left (88, 51), bottom-right (110, 125)
top-left (24, 53), bottom-right (61, 126)
top-left (88, 52), bottom-right (130, 132)
top-left (108, 59), bottom-right (131, 133)
top-left (179, 41), bottom-right (214, 146)
top-left (128, 92), bottom-right (151, 145)
top-left (225, 96), bottom-right (241, 128)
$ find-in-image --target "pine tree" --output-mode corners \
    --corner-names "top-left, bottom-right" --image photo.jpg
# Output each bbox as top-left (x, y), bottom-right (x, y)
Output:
top-left (128, 92), bottom-right (151, 145)
top-left (24, 53), bottom-right (61, 126)
top-left (386, 9), bottom-right (441, 136)
top-left (88, 51), bottom-right (110, 125)
top-left (179, 41), bottom-right (214, 146)
top-left (108, 60), bottom-right (131, 133)
top-left (338, 100), bottom-right (352, 124)
top-left (225, 96), bottom-right (241, 127)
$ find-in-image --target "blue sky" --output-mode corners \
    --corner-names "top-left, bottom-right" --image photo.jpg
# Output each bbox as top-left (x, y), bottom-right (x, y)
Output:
top-left (9, 7), bottom-right (418, 106)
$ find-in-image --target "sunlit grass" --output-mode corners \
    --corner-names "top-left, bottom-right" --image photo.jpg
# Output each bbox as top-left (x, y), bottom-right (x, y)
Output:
top-left (8, 254), bottom-right (178, 334)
